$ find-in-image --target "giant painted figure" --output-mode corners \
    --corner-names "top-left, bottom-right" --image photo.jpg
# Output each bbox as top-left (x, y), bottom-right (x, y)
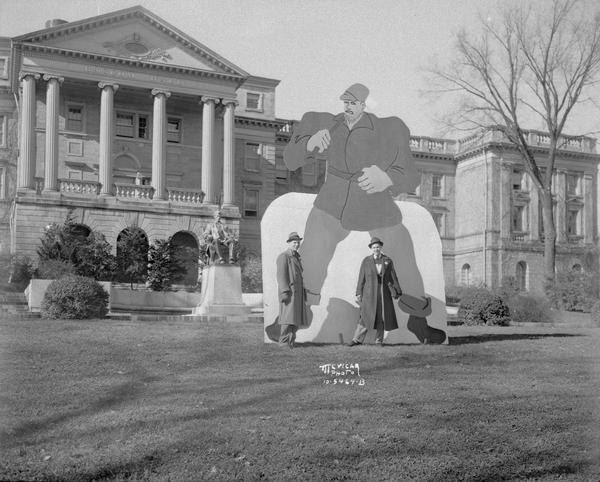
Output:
top-left (264, 83), bottom-right (447, 345)
top-left (283, 83), bottom-right (420, 307)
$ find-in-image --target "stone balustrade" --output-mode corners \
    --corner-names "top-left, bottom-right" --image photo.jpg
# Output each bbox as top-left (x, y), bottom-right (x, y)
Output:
top-left (114, 183), bottom-right (155, 199)
top-left (410, 136), bottom-right (456, 154)
top-left (167, 187), bottom-right (205, 204)
top-left (59, 178), bottom-right (101, 195)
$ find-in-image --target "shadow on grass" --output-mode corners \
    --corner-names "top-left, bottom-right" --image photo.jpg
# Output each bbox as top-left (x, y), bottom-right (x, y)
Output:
top-left (41, 451), bottom-right (164, 482)
top-left (448, 333), bottom-right (583, 345)
top-left (1, 372), bottom-right (160, 447)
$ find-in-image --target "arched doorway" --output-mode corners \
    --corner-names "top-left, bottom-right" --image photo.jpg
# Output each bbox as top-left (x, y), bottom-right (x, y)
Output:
top-left (516, 261), bottom-right (528, 291)
top-left (461, 263), bottom-right (471, 286)
top-left (116, 227), bottom-right (149, 284)
top-left (171, 231), bottom-right (200, 286)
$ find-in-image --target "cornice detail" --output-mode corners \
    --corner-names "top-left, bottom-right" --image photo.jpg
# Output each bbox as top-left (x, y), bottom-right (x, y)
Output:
top-left (17, 44), bottom-right (245, 84)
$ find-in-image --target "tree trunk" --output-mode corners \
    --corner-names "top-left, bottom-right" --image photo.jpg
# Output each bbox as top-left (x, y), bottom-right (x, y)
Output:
top-left (540, 188), bottom-right (556, 283)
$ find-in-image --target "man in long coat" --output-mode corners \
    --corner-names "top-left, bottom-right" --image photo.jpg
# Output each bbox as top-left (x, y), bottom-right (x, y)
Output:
top-left (349, 237), bottom-right (402, 346)
top-left (283, 83), bottom-right (419, 305)
top-left (276, 232), bottom-right (309, 348)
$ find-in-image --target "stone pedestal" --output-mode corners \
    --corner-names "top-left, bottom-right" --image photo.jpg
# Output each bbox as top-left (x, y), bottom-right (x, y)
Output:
top-left (194, 265), bottom-right (250, 316)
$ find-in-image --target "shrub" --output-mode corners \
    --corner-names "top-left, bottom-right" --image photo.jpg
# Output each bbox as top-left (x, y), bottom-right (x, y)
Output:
top-left (41, 275), bottom-right (109, 319)
top-left (147, 238), bottom-right (187, 291)
top-left (544, 270), bottom-right (599, 312)
top-left (36, 258), bottom-right (76, 279)
top-left (73, 232), bottom-right (117, 281)
top-left (590, 300), bottom-right (600, 326)
top-left (445, 284), bottom-right (478, 306)
top-left (457, 287), bottom-right (510, 326)
top-left (239, 250), bottom-right (262, 293)
top-left (4, 255), bottom-right (35, 291)
top-left (505, 294), bottom-right (554, 324)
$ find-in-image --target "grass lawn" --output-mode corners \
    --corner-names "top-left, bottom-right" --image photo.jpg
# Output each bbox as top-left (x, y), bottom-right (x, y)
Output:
top-left (1, 317), bottom-right (599, 481)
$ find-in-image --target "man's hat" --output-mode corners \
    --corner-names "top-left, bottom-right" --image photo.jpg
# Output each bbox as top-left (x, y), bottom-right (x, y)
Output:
top-left (287, 232), bottom-right (303, 242)
top-left (368, 237), bottom-right (383, 247)
top-left (340, 83), bottom-right (369, 102)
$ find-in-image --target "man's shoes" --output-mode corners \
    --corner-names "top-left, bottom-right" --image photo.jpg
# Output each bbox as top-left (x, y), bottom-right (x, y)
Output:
top-left (375, 341), bottom-right (384, 347)
top-left (348, 340), bottom-right (362, 347)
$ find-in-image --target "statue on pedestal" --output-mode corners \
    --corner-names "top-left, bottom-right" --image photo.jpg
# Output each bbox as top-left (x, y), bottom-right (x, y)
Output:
top-left (202, 211), bottom-right (237, 265)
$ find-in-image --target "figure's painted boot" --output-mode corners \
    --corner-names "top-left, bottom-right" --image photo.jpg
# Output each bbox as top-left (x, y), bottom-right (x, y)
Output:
top-left (396, 293), bottom-right (447, 345)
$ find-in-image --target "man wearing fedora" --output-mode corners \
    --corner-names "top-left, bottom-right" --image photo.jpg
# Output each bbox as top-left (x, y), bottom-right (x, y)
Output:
top-left (275, 231), bottom-right (309, 348)
top-left (349, 237), bottom-right (402, 346)
top-left (283, 83), bottom-right (419, 306)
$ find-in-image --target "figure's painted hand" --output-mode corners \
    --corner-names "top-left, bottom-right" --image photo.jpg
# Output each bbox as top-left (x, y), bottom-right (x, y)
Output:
top-left (358, 165), bottom-right (393, 193)
top-left (280, 291), bottom-right (291, 304)
top-left (355, 294), bottom-right (362, 305)
top-left (306, 129), bottom-right (331, 153)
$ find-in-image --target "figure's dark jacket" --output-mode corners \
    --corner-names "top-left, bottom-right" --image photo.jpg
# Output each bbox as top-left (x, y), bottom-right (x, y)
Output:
top-left (283, 111), bottom-right (419, 231)
top-left (276, 249), bottom-right (309, 327)
top-left (356, 254), bottom-right (401, 331)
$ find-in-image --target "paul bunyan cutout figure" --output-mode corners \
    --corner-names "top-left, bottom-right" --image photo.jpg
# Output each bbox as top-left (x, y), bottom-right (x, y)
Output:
top-left (264, 83), bottom-right (447, 345)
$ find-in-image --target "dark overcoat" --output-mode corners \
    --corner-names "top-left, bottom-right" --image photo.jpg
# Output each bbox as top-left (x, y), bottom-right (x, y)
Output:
top-left (276, 249), bottom-right (309, 327)
top-left (356, 254), bottom-right (401, 331)
top-left (283, 111), bottom-right (419, 231)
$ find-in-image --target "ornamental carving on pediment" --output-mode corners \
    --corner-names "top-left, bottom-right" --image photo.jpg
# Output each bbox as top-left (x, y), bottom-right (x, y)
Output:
top-left (102, 32), bottom-right (172, 63)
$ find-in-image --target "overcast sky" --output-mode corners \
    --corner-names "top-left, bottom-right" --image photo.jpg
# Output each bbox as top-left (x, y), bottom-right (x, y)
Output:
top-left (1, 0), bottom-right (599, 138)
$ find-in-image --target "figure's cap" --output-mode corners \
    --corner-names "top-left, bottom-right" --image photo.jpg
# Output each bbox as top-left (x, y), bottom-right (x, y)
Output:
top-left (368, 237), bottom-right (383, 247)
top-left (287, 232), bottom-right (303, 243)
top-left (340, 83), bottom-right (369, 102)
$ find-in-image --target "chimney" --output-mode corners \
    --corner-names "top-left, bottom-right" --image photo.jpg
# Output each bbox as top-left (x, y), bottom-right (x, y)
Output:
top-left (45, 19), bottom-right (69, 28)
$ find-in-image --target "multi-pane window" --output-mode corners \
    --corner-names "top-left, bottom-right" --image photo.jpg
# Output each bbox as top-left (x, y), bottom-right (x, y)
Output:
top-left (0, 58), bottom-right (7, 79)
top-left (461, 264), bottom-right (471, 287)
top-left (431, 174), bottom-right (443, 198)
top-left (116, 111), bottom-right (149, 139)
top-left (245, 142), bottom-right (260, 171)
top-left (566, 173), bottom-right (580, 196)
top-left (243, 189), bottom-right (259, 217)
top-left (167, 117), bottom-right (181, 143)
top-left (516, 261), bottom-right (528, 291)
top-left (567, 209), bottom-right (580, 236)
top-left (275, 154), bottom-right (288, 181)
top-left (512, 169), bottom-right (525, 191)
top-left (116, 112), bottom-right (134, 137)
top-left (66, 104), bottom-right (84, 132)
top-left (246, 92), bottom-right (262, 111)
top-left (0, 115), bottom-right (5, 147)
top-left (0, 166), bottom-right (5, 199)
top-left (512, 205), bottom-right (526, 232)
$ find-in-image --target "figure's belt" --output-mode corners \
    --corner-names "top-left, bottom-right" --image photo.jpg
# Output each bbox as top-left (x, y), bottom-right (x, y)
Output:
top-left (327, 165), bottom-right (362, 182)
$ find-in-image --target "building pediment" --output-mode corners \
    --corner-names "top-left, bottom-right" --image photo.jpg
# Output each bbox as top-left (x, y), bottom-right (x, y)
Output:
top-left (13, 6), bottom-right (248, 78)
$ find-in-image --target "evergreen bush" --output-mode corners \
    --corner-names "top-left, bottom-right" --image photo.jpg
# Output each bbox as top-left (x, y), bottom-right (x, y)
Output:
top-left (457, 287), bottom-right (510, 326)
top-left (41, 275), bottom-right (109, 319)
top-left (505, 294), bottom-right (554, 324)
top-left (544, 270), bottom-right (599, 312)
top-left (147, 238), bottom-right (187, 291)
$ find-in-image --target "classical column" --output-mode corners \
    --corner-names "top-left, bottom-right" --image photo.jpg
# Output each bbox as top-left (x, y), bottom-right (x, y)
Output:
top-left (222, 99), bottom-right (237, 207)
top-left (201, 96), bottom-right (220, 204)
top-left (98, 82), bottom-right (119, 196)
top-left (151, 89), bottom-right (171, 200)
top-left (17, 72), bottom-right (40, 190)
top-left (43, 74), bottom-right (64, 192)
